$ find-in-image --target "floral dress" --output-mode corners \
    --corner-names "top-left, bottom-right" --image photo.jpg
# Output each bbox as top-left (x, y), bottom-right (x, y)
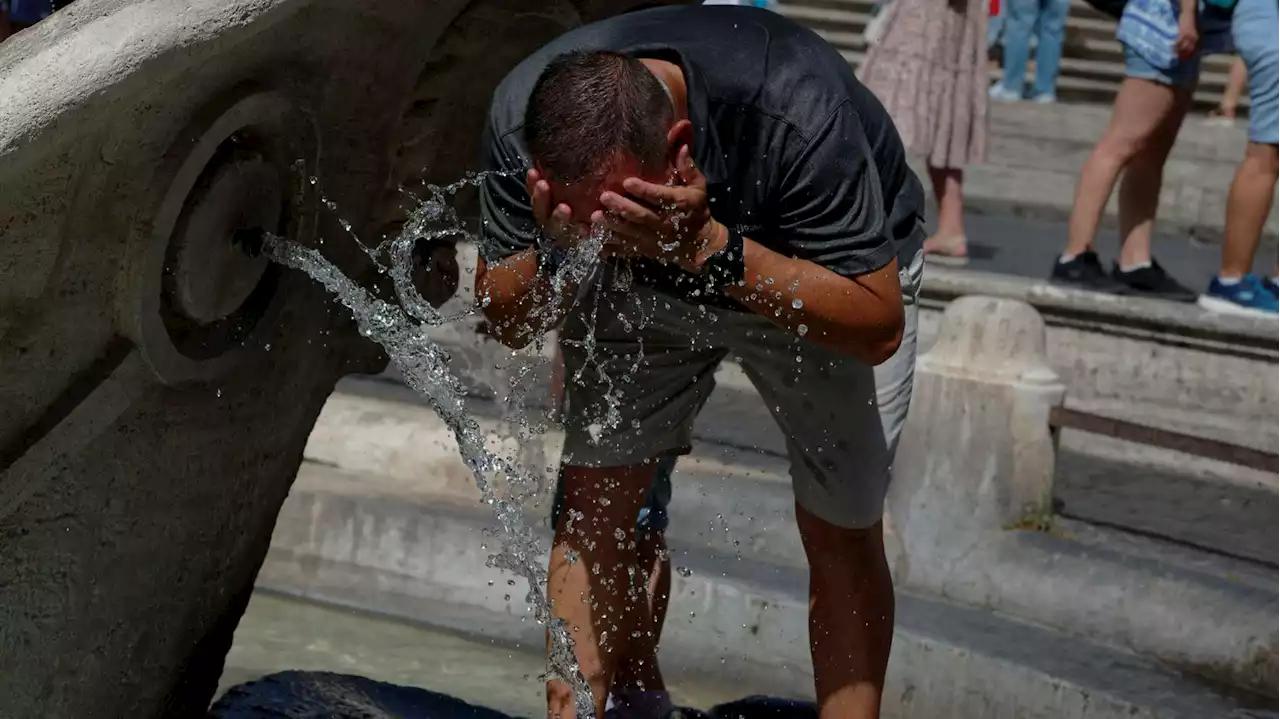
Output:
top-left (858, 0), bottom-right (991, 169)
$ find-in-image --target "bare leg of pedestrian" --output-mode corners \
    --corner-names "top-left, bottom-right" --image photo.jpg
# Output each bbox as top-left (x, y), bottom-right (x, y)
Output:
top-left (1063, 79), bottom-right (1180, 258)
top-left (1210, 56), bottom-right (1247, 123)
top-left (923, 165), bottom-right (968, 263)
top-left (1115, 90), bottom-right (1190, 269)
top-left (1220, 143), bottom-right (1279, 278)
top-left (1053, 78), bottom-right (1188, 292)
top-left (1200, 0), bottom-right (1280, 314)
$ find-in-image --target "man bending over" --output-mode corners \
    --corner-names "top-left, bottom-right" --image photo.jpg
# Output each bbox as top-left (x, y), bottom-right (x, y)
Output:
top-left (474, 5), bottom-right (925, 718)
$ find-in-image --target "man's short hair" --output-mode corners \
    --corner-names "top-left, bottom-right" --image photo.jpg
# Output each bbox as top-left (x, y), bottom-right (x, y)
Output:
top-left (525, 50), bottom-right (675, 185)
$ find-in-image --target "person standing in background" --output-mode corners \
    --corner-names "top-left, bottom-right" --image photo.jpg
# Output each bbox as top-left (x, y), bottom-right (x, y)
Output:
top-left (1048, 0), bottom-right (1228, 299)
top-left (990, 0), bottom-right (1072, 101)
top-left (1198, 0), bottom-right (1279, 315)
top-left (859, 0), bottom-right (990, 264)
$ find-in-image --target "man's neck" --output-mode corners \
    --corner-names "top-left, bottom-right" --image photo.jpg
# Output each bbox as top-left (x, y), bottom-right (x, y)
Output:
top-left (638, 58), bottom-right (689, 121)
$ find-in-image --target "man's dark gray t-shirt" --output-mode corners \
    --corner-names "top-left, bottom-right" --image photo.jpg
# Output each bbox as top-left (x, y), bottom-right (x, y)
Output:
top-left (478, 4), bottom-right (925, 309)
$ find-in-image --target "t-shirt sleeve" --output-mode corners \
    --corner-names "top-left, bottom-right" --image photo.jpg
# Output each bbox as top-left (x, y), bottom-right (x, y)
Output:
top-left (772, 101), bottom-right (897, 278)
top-left (477, 122), bottom-right (537, 264)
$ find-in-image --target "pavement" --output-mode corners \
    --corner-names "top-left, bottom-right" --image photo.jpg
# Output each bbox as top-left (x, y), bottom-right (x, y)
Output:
top-left (942, 211), bottom-right (1280, 297)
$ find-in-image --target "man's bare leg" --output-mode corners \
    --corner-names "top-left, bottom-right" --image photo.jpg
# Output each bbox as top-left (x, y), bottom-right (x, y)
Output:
top-left (550, 345), bottom-right (671, 713)
top-left (796, 505), bottom-right (894, 719)
top-left (547, 464), bottom-right (659, 719)
top-left (610, 527), bottom-right (671, 696)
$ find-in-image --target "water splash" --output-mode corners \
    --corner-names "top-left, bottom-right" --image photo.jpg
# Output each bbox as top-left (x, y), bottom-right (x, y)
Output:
top-left (261, 174), bottom-right (614, 719)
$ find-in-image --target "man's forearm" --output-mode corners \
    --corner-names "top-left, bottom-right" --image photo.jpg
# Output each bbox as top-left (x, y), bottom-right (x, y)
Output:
top-left (721, 236), bottom-right (904, 365)
top-left (476, 249), bottom-right (576, 349)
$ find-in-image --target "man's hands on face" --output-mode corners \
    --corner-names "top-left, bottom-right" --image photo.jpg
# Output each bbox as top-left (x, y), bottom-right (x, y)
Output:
top-left (595, 145), bottom-right (726, 274)
top-left (527, 169), bottom-right (584, 249)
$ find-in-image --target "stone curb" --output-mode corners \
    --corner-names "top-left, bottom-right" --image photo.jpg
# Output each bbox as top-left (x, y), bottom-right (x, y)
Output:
top-left (257, 463), bottom-right (1272, 719)
top-left (920, 266), bottom-right (1279, 348)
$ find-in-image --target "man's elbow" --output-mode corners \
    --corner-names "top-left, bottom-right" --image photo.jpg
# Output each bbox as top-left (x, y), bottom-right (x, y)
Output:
top-left (863, 321), bottom-right (904, 365)
top-left (839, 304), bottom-right (904, 365)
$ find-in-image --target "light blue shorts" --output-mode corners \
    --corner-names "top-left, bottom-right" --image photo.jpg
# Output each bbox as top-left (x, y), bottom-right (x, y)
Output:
top-left (1122, 45), bottom-right (1202, 88)
top-left (1232, 0), bottom-right (1279, 145)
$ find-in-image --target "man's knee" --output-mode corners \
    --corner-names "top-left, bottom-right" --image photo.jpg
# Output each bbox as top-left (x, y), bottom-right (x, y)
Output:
top-left (795, 503), bottom-right (885, 565)
top-left (556, 464), bottom-right (660, 537)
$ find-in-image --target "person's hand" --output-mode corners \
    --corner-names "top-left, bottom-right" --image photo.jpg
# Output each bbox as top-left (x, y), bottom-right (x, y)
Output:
top-left (1176, 17), bottom-right (1199, 60)
top-left (594, 145), bottom-right (723, 274)
top-left (526, 169), bottom-right (583, 249)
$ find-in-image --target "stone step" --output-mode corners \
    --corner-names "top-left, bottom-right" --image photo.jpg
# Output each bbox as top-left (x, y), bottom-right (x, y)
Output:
top-left (985, 132), bottom-right (1238, 186)
top-left (258, 463), bottom-right (1277, 718)
top-left (986, 100), bottom-right (1249, 163)
top-left (303, 384), bottom-right (1278, 696)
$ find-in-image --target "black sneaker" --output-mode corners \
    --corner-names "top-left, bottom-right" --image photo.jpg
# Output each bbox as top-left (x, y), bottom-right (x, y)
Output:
top-left (1111, 259), bottom-right (1197, 302)
top-left (1049, 250), bottom-right (1125, 293)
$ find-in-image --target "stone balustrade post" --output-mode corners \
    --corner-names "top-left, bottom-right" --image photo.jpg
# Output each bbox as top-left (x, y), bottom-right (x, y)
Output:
top-left (885, 296), bottom-right (1066, 589)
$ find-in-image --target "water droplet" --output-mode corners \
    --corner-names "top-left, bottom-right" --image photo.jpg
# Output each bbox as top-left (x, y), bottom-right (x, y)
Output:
top-left (797, 324), bottom-right (809, 337)
top-left (675, 566), bottom-right (693, 578)
top-left (791, 299), bottom-right (803, 310)
top-left (215, 388), bottom-right (222, 398)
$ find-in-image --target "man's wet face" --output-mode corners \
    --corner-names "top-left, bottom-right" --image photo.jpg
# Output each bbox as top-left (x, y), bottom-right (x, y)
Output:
top-left (544, 155), bottom-right (669, 234)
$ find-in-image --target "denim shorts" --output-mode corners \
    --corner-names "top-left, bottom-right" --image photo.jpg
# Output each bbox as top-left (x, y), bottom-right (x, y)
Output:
top-left (1232, 0), bottom-right (1279, 144)
top-left (1122, 45), bottom-right (1201, 88)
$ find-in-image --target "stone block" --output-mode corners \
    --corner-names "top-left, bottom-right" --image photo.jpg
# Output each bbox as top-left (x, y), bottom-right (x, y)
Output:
top-left (886, 296), bottom-right (1066, 583)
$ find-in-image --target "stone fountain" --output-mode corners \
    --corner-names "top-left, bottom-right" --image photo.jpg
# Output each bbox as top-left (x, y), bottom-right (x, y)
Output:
top-left (0, 1), bottom-right (674, 716)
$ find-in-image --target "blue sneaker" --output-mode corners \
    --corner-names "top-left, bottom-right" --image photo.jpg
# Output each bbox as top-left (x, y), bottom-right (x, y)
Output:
top-left (1197, 275), bottom-right (1280, 316)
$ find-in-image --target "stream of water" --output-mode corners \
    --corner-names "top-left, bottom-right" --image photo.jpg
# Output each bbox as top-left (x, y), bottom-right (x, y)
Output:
top-left (262, 176), bottom-right (639, 719)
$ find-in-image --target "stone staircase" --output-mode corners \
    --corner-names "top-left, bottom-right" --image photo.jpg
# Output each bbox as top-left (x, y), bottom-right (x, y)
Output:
top-left (777, 0), bottom-right (1241, 111)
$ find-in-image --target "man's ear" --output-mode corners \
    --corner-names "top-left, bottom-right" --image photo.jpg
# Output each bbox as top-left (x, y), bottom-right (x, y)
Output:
top-left (666, 119), bottom-right (694, 167)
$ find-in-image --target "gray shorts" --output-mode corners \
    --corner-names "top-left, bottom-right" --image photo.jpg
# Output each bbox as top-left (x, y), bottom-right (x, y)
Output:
top-left (557, 249), bottom-right (923, 530)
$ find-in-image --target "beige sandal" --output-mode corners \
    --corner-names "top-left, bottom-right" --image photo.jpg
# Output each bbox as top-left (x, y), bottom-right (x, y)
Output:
top-left (924, 235), bottom-right (969, 266)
